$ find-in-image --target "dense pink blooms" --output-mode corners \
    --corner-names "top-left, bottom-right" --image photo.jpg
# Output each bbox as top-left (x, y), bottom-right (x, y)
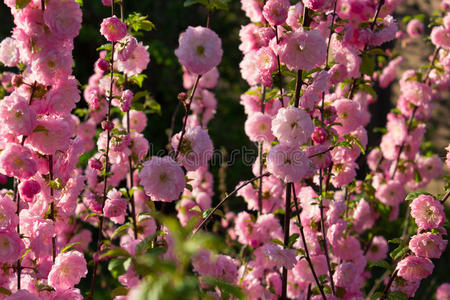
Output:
top-left (0, 230), bottom-right (25, 263)
top-left (375, 180), bottom-right (406, 206)
top-left (116, 41), bottom-right (150, 76)
top-left (410, 195), bottom-right (445, 230)
top-left (366, 236), bottom-right (388, 262)
top-left (262, 243), bottom-right (297, 269)
top-left (262, 0), bottom-right (290, 26)
top-left (0, 92), bottom-right (36, 136)
top-left (0, 37), bottom-right (19, 67)
top-left (267, 144), bottom-right (312, 183)
top-left (407, 19), bottom-right (424, 38)
top-left (0, 144), bottom-right (37, 179)
top-left (175, 26), bottom-right (223, 75)
top-left (44, 0), bottom-right (82, 39)
top-left (245, 112), bottom-right (275, 143)
top-left (278, 29), bottom-right (327, 71)
top-left (272, 106), bottom-right (314, 147)
top-left (396, 256), bottom-right (434, 281)
top-left (409, 233), bottom-right (447, 259)
top-left (332, 98), bottom-right (362, 135)
top-left (171, 126), bottom-right (213, 171)
top-left (0, 196), bottom-right (17, 230)
top-left (104, 189), bottom-right (128, 224)
top-left (48, 251), bottom-right (87, 290)
top-left (27, 116), bottom-right (73, 155)
top-left (139, 156), bottom-right (186, 202)
top-left (100, 16), bottom-right (128, 42)
top-left (5, 290), bottom-right (40, 300)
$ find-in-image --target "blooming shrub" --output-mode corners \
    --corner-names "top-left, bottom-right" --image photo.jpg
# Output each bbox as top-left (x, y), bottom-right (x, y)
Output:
top-left (0, 0), bottom-right (448, 299)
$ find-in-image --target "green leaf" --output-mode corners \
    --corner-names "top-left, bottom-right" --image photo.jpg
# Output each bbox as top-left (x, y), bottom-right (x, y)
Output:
top-left (15, 0), bottom-right (31, 9)
top-left (99, 247), bottom-right (131, 260)
top-left (96, 43), bottom-right (112, 51)
top-left (0, 287), bottom-right (11, 296)
top-left (359, 84), bottom-right (377, 99)
top-left (405, 192), bottom-right (433, 201)
top-left (402, 16), bottom-right (413, 23)
top-left (369, 260), bottom-right (392, 271)
top-left (75, 0), bottom-right (83, 6)
top-left (111, 223), bottom-right (132, 239)
top-left (288, 233), bottom-right (299, 248)
top-left (388, 291), bottom-right (408, 300)
top-left (372, 292), bottom-right (385, 300)
top-left (60, 242), bottom-right (81, 253)
top-left (49, 178), bottom-right (64, 190)
top-left (388, 238), bottom-right (404, 244)
top-left (202, 277), bottom-right (245, 300)
top-left (360, 54), bottom-right (376, 75)
top-left (111, 286), bottom-right (129, 297)
top-left (108, 258), bottom-right (127, 278)
top-left (390, 244), bottom-right (408, 260)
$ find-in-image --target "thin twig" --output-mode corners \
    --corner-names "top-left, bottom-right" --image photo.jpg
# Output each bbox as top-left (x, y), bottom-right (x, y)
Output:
top-left (257, 86), bottom-right (266, 214)
top-left (192, 173), bottom-right (270, 235)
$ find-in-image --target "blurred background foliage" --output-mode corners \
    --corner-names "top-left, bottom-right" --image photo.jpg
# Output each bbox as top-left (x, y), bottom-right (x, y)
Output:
top-left (0, 1), bottom-right (448, 299)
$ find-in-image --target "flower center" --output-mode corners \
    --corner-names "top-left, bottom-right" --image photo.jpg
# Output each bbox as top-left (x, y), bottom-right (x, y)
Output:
top-left (196, 45), bottom-right (205, 55)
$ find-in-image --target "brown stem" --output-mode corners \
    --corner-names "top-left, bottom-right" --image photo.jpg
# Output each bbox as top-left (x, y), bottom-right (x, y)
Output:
top-left (440, 190), bottom-right (450, 204)
top-left (192, 173), bottom-right (270, 235)
top-left (292, 185), bottom-right (327, 299)
top-left (281, 182), bottom-right (292, 299)
top-left (174, 75), bottom-right (201, 159)
top-left (48, 155), bottom-right (56, 263)
top-left (274, 26), bottom-right (284, 107)
top-left (89, 36), bottom-right (116, 299)
top-left (381, 269), bottom-right (398, 299)
top-left (257, 86), bottom-right (266, 214)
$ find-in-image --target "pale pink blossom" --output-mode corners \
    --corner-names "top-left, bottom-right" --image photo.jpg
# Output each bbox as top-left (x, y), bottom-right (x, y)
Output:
top-left (100, 16), bottom-right (127, 42)
top-left (396, 256), bottom-right (434, 281)
top-left (48, 251), bottom-right (87, 290)
top-left (0, 195), bottom-right (17, 231)
top-left (410, 195), bottom-right (445, 230)
top-left (262, 243), bottom-right (297, 270)
top-left (244, 112), bottom-right (275, 143)
top-left (27, 116), bottom-right (73, 155)
top-left (262, 0), bottom-right (290, 26)
top-left (409, 233), bottom-right (447, 259)
top-left (272, 106), bottom-right (314, 147)
top-left (138, 156), bottom-right (186, 202)
top-left (278, 29), bottom-right (327, 71)
top-left (123, 110), bottom-right (147, 133)
top-left (332, 98), bottom-right (362, 135)
top-left (0, 144), bottom-right (37, 180)
top-left (436, 283), bottom-right (450, 300)
top-left (375, 180), bottom-right (406, 206)
top-left (44, 0), bottom-right (82, 39)
top-left (407, 19), bottom-right (424, 38)
top-left (366, 236), bottom-right (388, 262)
top-left (0, 37), bottom-right (19, 67)
top-left (104, 189), bottom-right (128, 224)
top-left (116, 42), bottom-right (150, 76)
top-left (175, 26), bottom-right (223, 75)
top-left (0, 230), bottom-right (25, 263)
top-left (267, 144), bottom-right (313, 183)
top-left (0, 92), bottom-right (36, 136)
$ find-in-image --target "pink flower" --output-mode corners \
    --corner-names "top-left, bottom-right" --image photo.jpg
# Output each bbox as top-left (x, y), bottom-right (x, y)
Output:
top-left (116, 41), bottom-right (150, 76)
top-left (244, 112), bottom-right (275, 143)
top-left (396, 256), bottom-right (434, 281)
top-left (104, 189), bottom-right (128, 224)
top-left (254, 46), bottom-right (277, 87)
top-left (0, 144), bottom-right (37, 180)
top-left (410, 195), bottom-right (445, 230)
top-left (262, 243), bottom-right (297, 270)
top-left (31, 48), bottom-right (73, 85)
top-left (46, 77), bottom-right (81, 115)
top-left (138, 156), bottom-right (186, 202)
top-left (436, 283), bottom-right (450, 300)
top-left (262, 0), bottom-right (290, 26)
top-left (175, 26), bottom-right (223, 75)
top-left (386, 113), bottom-right (407, 145)
top-left (123, 109), bottom-right (147, 133)
top-left (267, 144), bottom-right (312, 183)
top-left (375, 180), bottom-right (406, 206)
top-left (0, 196), bottom-right (17, 231)
top-left (5, 290), bottom-right (39, 300)
top-left (407, 19), bottom-right (424, 38)
top-left (44, 0), bottom-right (82, 39)
top-left (286, 3), bottom-right (304, 30)
top-left (27, 116), bottom-right (73, 155)
top-left (19, 180), bottom-right (41, 201)
top-left (100, 16), bottom-right (127, 42)
top-left (332, 98), bottom-right (362, 135)
top-left (171, 126), bottom-right (213, 171)
top-left (409, 233), bottom-right (447, 259)
top-left (48, 251), bottom-right (87, 290)
top-left (272, 106), bottom-right (314, 147)
top-left (417, 155), bottom-right (443, 182)
top-left (0, 92), bottom-right (37, 136)
top-left (333, 235), bottom-right (363, 261)
top-left (366, 236), bottom-right (388, 262)
top-left (117, 35), bottom-right (138, 61)
top-left (379, 56), bottom-right (403, 88)
top-left (0, 37), bottom-right (19, 67)
top-left (278, 29), bottom-right (327, 71)
top-left (431, 26), bottom-right (450, 49)
top-left (333, 262), bottom-right (357, 288)
top-left (0, 230), bottom-right (24, 263)
top-left (293, 254), bottom-right (327, 283)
